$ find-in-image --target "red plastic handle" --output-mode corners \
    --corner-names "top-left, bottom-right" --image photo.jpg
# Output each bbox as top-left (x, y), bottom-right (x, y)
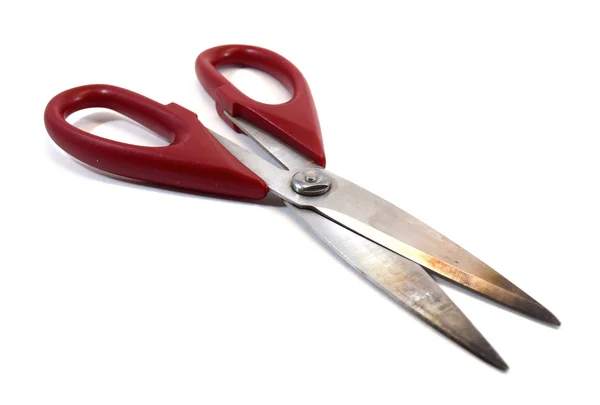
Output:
top-left (195, 45), bottom-right (326, 167)
top-left (44, 84), bottom-right (268, 199)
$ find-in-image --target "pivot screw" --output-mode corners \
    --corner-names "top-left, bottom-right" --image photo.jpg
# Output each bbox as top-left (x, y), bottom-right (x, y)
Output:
top-left (291, 169), bottom-right (332, 196)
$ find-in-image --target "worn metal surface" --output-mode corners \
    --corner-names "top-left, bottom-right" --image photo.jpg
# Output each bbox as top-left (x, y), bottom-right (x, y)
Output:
top-left (286, 201), bottom-right (507, 370)
top-left (214, 117), bottom-right (559, 325)
top-left (210, 114), bottom-right (559, 369)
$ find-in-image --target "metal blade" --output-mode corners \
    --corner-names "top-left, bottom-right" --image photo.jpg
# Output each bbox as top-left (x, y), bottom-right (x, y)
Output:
top-left (286, 202), bottom-right (508, 370)
top-left (210, 127), bottom-right (559, 325)
top-left (316, 204), bottom-right (560, 326)
top-left (224, 112), bottom-right (317, 170)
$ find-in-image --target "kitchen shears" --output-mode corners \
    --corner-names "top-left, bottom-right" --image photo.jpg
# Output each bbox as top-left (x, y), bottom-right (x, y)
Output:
top-left (44, 44), bottom-right (559, 370)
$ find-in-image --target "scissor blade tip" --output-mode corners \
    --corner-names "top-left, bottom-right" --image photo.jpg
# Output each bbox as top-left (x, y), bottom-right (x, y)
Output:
top-left (444, 326), bottom-right (509, 371)
top-left (548, 313), bottom-right (561, 326)
top-left (492, 356), bottom-right (509, 371)
top-left (477, 346), bottom-right (509, 371)
top-left (531, 303), bottom-right (560, 326)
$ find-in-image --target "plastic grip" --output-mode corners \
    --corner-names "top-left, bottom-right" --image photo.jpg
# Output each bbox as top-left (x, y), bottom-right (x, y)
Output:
top-left (44, 84), bottom-right (268, 199)
top-left (195, 44), bottom-right (326, 167)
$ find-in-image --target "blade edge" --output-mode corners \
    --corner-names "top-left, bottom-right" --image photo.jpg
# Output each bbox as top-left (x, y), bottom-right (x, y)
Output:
top-left (209, 126), bottom-right (558, 326)
top-left (318, 206), bottom-right (560, 325)
top-left (286, 202), bottom-right (508, 370)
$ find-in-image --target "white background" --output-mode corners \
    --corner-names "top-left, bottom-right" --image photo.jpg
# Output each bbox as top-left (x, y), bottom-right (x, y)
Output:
top-left (1, 1), bottom-right (599, 404)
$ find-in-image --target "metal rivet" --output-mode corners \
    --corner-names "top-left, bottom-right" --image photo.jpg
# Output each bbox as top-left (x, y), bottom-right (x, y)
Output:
top-left (291, 169), bottom-right (332, 196)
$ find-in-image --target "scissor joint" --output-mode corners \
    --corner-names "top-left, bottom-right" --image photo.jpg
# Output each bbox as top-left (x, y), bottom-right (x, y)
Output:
top-left (291, 168), bottom-right (332, 196)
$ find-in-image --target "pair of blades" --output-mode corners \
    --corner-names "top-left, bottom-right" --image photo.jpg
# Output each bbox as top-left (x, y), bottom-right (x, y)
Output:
top-left (212, 112), bottom-right (559, 370)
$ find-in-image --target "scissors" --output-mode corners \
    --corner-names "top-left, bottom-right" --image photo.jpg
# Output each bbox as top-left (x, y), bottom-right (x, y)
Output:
top-left (44, 44), bottom-right (559, 370)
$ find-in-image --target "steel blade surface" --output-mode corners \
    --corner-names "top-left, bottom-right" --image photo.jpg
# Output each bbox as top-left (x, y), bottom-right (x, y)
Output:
top-left (286, 202), bottom-right (508, 370)
top-left (317, 205), bottom-right (560, 326)
top-left (211, 126), bottom-right (559, 325)
top-left (224, 112), bottom-right (317, 170)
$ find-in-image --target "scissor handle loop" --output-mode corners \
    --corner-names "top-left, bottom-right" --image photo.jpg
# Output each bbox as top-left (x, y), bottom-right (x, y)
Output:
top-left (195, 44), bottom-right (326, 167)
top-left (44, 84), bottom-right (268, 199)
